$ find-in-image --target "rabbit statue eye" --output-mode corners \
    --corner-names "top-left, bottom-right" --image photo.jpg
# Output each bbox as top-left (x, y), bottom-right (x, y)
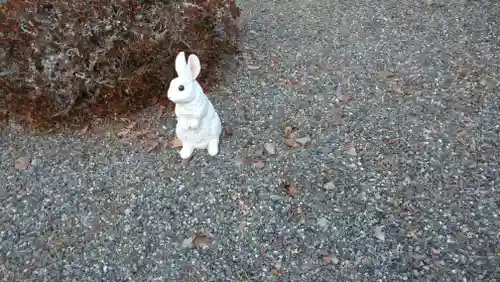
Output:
top-left (178, 85), bottom-right (184, 91)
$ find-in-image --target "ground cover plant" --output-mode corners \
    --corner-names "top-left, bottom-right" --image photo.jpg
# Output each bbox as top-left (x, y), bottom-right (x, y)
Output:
top-left (0, 0), bottom-right (241, 131)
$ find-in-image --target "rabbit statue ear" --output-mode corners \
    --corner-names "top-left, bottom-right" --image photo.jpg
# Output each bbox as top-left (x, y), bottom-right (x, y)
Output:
top-left (174, 51), bottom-right (188, 76)
top-left (187, 54), bottom-right (201, 79)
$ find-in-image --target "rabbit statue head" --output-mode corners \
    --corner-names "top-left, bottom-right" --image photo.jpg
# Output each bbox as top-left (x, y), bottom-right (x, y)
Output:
top-left (167, 51), bottom-right (202, 104)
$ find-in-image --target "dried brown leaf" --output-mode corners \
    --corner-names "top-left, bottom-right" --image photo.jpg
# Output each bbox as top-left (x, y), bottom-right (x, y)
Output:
top-left (338, 92), bottom-right (354, 104)
top-left (260, 246), bottom-right (265, 258)
top-left (271, 269), bottom-right (281, 277)
top-left (280, 178), bottom-right (297, 197)
top-left (155, 105), bottom-right (165, 120)
top-left (116, 128), bottom-right (131, 138)
top-left (128, 129), bottom-right (153, 141)
top-left (159, 139), bottom-right (169, 152)
top-left (192, 233), bottom-right (211, 250)
top-left (332, 111), bottom-right (347, 123)
top-left (288, 203), bottom-right (303, 217)
top-left (406, 230), bottom-right (419, 240)
top-left (284, 126), bottom-right (293, 138)
top-left (168, 138), bottom-right (183, 148)
top-left (271, 262), bottom-right (282, 277)
top-left (322, 255), bottom-right (333, 264)
top-left (23, 111), bottom-right (33, 123)
top-left (281, 78), bottom-right (299, 85)
top-left (126, 122), bottom-right (137, 130)
top-left (222, 123), bottom-right (233, 138)
top-left (286, 185), bottom-right (297, 197)
top-left (346, 143), bottom-right (357, 156)
top-left (390, 84), bottom-right (404, 95)
top-left (379, 71), bottom-right (395, 80)
top-left (78, 124), bottom-right (89, 135)
top-left (247, 157), bottom-right (266, 169)
top-left (143, 140), bottom-right (159, 152)
top-left (286, 138), bottom-right (299, 148)
top-left (142, 131), bottom-right (156, 140)
top-left (15, 155), bottom-right (31, 171)
top-left (27, 89), bottom-right (41, 100)
top-left (284, 126), bottom-right (303, 148)
top-left (387, 138), bottom-right (402, 145)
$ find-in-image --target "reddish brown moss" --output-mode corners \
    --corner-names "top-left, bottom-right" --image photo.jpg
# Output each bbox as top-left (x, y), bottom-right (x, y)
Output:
top-left (0, 0), bottom-right (240, 130)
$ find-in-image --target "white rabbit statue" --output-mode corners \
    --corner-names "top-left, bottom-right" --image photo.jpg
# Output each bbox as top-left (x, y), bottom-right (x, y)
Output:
top-left (167, 51), bottom-right (222, 159)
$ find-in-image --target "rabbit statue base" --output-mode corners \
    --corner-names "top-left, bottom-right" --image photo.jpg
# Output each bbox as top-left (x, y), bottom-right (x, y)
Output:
top-left (167, 52), bottom-right (222, 159)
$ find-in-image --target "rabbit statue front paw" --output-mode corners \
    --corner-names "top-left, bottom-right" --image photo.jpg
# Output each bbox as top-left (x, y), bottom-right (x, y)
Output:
top-left (178, 118), bottom-right (200, 131)
top-left (179, 143), bottom-right (194, 159)
top-left (207, 139), bottom-right (219, 156)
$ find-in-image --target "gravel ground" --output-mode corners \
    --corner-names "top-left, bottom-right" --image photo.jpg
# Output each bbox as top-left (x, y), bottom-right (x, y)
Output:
top-left (1, 0), bottom-right (500, 281)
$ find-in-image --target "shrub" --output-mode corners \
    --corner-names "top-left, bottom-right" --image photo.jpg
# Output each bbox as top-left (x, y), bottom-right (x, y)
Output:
top-left (0, 0), bottom-right (241, 130)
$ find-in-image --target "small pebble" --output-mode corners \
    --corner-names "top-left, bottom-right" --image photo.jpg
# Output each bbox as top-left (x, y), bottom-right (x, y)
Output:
top-left (323, 181), bottom-right (336, 190)
top-left (264, 142), bottom-right (276, 155)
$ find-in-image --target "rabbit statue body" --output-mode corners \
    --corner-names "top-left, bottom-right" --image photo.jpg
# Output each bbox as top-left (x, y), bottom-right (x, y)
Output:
top-left (167, 52), bottom-right (222, 159)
